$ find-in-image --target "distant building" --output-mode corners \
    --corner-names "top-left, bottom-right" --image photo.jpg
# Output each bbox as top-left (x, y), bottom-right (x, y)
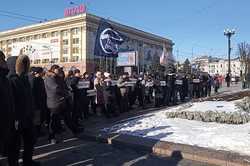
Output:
top-left (192, 56), bottom-right (244, 76)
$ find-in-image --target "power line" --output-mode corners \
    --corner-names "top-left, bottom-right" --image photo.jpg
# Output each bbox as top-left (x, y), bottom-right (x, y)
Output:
top-left (0, 13), bottom-right (39, 23)
top-left (0, 9), bottom-right (47, 21)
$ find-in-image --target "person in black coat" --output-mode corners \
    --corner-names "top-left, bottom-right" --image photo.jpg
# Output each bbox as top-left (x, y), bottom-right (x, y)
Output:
top-left (7, 55), bottom-right (40, 166)
top-left (0, 51), bottom-right (14, 162)
top-left (29, 67), bottom-right (47, 138)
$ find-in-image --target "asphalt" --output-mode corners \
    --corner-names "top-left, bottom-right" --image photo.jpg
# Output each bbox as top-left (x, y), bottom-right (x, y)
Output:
top-left (35, 138), bottom-right (217, 166)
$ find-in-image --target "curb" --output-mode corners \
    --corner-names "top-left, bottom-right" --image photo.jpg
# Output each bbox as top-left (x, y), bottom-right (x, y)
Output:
top-left (79, 131), bottom-right (250, 166)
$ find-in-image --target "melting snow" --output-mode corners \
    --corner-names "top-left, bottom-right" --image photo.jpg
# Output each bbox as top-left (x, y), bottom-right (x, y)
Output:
top-left (106, 100), bottom-right (250, 156)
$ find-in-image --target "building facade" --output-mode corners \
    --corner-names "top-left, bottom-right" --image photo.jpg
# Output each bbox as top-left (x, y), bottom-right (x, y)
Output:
top-left (0, 13), bottom-right (174, 73)
top-left (192, 56), bottom-right (243, 76)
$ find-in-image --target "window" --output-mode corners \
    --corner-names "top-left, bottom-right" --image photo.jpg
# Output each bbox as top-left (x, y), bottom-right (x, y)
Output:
top-left (61, 57), bottom-right (68, 62)
top-left (34, 59), bottom-right (41, 64)
top-left (34, 34), bottom-right (41, 40)
top-left (62, 30), bottom-right (68, 37)
top-left (72, 47), bottom-right (79, 54)
top-left (72, 38), bottom-right (79, 44)
top-left (71, 56), bottom-right (79, 62)
top-left (63, 39), bottom-right (68, 45)
top-left (42, 59), bottom-right (50, 64)
top-left (51, 31), bottom-right (58, 37)
top-left (63, 48), bottom-right (68, 54)
top-left (13, 39), bottom-right (17, 43)
top-left (42, 33), bottom-right (48, 38)
top-left (51, 58), bottom-right (59, 63)
top-left (26, 36), bottom-right (30, 41)
top-left (71, 28), bottom-right (80, 35)
top-left (19, 37), bottom-right (25, 42)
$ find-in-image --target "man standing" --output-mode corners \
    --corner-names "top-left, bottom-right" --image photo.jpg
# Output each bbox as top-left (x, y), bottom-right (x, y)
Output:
top-left (44, 65), bottom-right (79, 144)
top-left (29, 67), bottom-right (47, 138)
top-left (0, 51), bottom-right (14, 166)
top-left (225, 73), bottom-right (231, 87)
top-left (7, 55), bottom-right (40, 166)
top-left (117, 73), bottom-right (130, 113)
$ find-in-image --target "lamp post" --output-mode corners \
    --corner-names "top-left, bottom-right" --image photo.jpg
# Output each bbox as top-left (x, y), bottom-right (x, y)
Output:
top-left (224, 28), bottom-right (235, 87)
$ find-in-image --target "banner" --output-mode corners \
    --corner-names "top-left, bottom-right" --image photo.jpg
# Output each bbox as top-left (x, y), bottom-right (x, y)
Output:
top-left (117, 51), bottom-right (137, 66)
top-left (94, 18), bottom-right (125, 57)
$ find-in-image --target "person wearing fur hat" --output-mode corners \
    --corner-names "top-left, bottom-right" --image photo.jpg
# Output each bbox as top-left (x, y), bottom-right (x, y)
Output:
top-left (7, 54), bottom-right (40, 166)
top-left (44, 65), bottom-right (80, 144)
top-left (0, 51), bottom-right (14, 165)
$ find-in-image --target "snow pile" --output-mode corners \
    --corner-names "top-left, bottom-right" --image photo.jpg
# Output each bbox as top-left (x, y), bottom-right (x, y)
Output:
top-left (165, 101), bottom-right (250, 124)
top-left (106, 108), bottom-right (250, 156)
top-left (235, 97), bottom-right (250, 113)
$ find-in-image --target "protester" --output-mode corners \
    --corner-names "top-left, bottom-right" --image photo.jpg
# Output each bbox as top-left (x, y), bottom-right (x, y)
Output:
top-left (94, 71), bottom-right (108, 117)
top-left (44, 65), bottom-right (80, 144)
top-left (214, 75), bottom-right (220, 93)
top-left (29, 67), bottom-right (47, 138)
top-left (0, 51), bottom-right (14, 164)
top-left (7, 55), bottom-right (40, 166)
top-left (225, 73), bottom-right (231, 87)
top-left (117, 73), bottom-right (130, 113)
top-left (103, 72), bottom-right (117, 117)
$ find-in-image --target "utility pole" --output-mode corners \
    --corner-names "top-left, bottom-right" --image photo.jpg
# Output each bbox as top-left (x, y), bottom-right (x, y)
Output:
top-left (224, 28), bottom-right (235, 87)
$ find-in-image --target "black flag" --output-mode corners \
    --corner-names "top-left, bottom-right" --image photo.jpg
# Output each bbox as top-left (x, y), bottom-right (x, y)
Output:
top-left (94, 18), bottom-right (125, 57)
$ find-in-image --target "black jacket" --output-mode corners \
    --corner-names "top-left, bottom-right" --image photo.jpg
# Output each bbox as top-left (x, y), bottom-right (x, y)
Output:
top-left (29, 74), bottom-right (47, 111)
top-left (0, 67), bottom-right (14, 155)
top-left (7, 56), bottom-right (34, 129)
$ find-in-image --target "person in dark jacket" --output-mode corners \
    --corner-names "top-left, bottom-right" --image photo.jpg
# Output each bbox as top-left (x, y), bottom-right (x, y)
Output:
top-left (44, 65), bottom-right (79, 144)
top-left (7, 55), bottom-right (40, 166)
top-left (29, 67), bottom-right (47, 138)
top-left (225, 73), bottom-right (231, 87)
top-left (0, 51), bottom-right (14, 163)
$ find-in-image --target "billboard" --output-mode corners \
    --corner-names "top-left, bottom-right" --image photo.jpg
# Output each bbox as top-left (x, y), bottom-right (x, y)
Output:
top-left (117, 51), bottom-right (137, 66)
top-left (10, 38), bottom-right (60, 61)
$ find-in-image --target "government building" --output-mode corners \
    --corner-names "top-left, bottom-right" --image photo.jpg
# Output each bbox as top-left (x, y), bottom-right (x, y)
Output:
top-left (0, 11), bottom-right (174, 73)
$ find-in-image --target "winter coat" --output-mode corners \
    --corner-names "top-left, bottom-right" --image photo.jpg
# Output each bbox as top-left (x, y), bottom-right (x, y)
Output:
top-left (44, 71), bottom-right (67, 111)
top-left (0, 67), bottom-right (14, 155)
top-left (94, 78), bottom-right (105, 105)
top-left (28, 74), bottom-right (47, 111)
top-left (7, 55), bottom-right (34, 130)
top-left (117, 78), bottom-right (129, 97)
top-left (103, 78), bottom-right (116, 105)
top-left (29, 74), bottom-right (47, 125)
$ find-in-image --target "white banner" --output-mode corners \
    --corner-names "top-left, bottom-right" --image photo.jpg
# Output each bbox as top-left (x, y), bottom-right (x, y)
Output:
top-left (117, 51), bottom-right (137, 66)
top-left (10, 38), bottom-right (60, 61)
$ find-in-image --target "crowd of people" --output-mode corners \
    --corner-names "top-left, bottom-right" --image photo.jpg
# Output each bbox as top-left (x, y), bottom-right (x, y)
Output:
top-left (0, 50), bottom-right (225, 166)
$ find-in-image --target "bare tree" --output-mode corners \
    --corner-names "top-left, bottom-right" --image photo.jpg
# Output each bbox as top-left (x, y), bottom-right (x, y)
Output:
top-left (238, 42), bottom-right (250, 79)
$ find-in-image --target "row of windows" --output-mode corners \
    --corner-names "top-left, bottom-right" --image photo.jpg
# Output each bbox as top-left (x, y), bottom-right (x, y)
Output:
top-left (209, 64), bottom-right (237, 68)
top-left (33, 56), bottom-right (79, 64)
top-left (62, 38), bottom-right (80, 45)
top-left (62, 47), bottom-right (79, 54)
top-left (7, 28), bottom-right (81, 44)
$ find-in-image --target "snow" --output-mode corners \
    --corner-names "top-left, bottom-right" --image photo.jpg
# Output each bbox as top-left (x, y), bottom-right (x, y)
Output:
top-left (106, 101), bottom-right (250, 156)
top-left (169, 101), bottom-right (241, 113)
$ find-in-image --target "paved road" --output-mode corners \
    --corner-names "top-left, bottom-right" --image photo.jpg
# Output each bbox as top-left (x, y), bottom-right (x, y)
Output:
top-left (35, 138), bottom-right (216, 166)
top-left (0, 136), bottom-right (216, 166)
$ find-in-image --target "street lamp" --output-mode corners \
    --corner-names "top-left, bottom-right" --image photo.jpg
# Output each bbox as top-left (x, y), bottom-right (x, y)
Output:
top-left (224, 28), bottom-right (235, 87)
